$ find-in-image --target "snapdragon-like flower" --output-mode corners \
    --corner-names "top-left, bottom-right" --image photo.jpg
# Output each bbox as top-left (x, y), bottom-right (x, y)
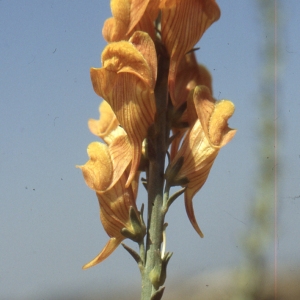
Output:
top-left (90, 31), bottom-right (157, 187)
top-left (174, 52), bottom-right (213, 108)
top-left (170, 86), bottom-right (236, 237)
top-left (170, 52), bottom-right (213, 159)
top-left (160, 0), bottom-right (220, 104)
top-left (86, 100), bottom-right (133, 189)
top-left (77, 142), bottom-right (141, 268)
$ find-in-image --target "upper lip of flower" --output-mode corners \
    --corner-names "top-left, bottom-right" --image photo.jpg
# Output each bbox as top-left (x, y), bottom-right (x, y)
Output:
top-left (88, 101), bottom-right (120, 139)
top-left (193, 86), bottom-right (236, 148)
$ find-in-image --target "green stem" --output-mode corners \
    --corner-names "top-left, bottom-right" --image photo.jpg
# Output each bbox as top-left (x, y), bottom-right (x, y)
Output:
top-left (140, 43), bottom-right (170, 300)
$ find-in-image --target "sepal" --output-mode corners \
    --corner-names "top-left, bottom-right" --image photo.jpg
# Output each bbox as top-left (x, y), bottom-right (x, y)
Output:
top-left (121, 206), bottom-right (146, 243)
top-left (150, 287), bottom-right (165, 300)
top-left (165, 156), bottom-right (189, 187)
top-left (165, 187), bottom-right (186, 212)
top-left (149, 251), bottom-right (173, 290)
top-left (121, 243), bottom-right (144, 272)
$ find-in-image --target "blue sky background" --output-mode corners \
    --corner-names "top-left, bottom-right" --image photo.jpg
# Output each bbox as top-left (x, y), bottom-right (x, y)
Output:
top-left (1, 1), bottom-right (299, 299)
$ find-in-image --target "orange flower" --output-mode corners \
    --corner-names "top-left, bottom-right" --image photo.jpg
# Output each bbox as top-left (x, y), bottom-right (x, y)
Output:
top-left (77, 142), bottom-right (113, 193)
top-left (90, 31), bottom-right (157, 187)
top-left (160, 0), bottom-right (220, 104)
top-left (169, 52), bottom-right (213, 159)
top-left (102, 0), bottom-right (160, 42)
top-left (174, 52), bottom-right (213, 108)
top-left (87, 101), bottom-right (134, 188)
top-left (77, 142), bottom-right (142, 268)
top-left (170, 85), bottom-right (236, 237)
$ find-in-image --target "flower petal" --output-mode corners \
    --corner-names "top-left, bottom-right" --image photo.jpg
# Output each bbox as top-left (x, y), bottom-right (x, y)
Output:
top-left (102, 0), bottom-right (149, 42)
top-left (208, 100), bottom-right (236, 146)
top-left (76, 142), bottom-right (113, 192)
top-left (132, 0), bottom-right (160, 40)
top-left (81, 159), bottom-right (140, 268)
top-left (170, 119), bottom-right (218, 237)
top-left (175, 52), bottom-right (213, 108)
top-left (193, 85), bottom-right (236, 147)
top-left (171, 85), bottom-right (236, 237)
top-left (183, 148), bottom-right (218, 238)
top-left (129, 31), bottom-right (157, 89)
top-left (82, 237), bottom-right (122, 269)
top-left (110, 73), bottom-right (155, 186)
top-left (107, 130), bottom-right (133, 190)
top-left (98, 170), bottom-right (139, 238)
top-left (170, 54), bottom-right (213, 159)
top-left (90, 38), bottom-right (156, 186)
top-left (88, 101), bottom-right (119, 138)
top-left (126, 0), bottom-right (151, 34)
top-left (184, 190), bottom-right (204, 238)
top-left (102, 0), bottom-right (160, 42)
top-left (160, 0), bottom-right (220, 103)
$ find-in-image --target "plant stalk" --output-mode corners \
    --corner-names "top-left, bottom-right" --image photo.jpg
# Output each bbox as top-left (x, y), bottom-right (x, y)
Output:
top-left (140, 43), bottom-right (170, 300)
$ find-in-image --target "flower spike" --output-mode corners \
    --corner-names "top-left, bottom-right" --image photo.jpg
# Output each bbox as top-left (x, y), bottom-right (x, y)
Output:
top-left (79, 0), bottom-right (237, 293)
